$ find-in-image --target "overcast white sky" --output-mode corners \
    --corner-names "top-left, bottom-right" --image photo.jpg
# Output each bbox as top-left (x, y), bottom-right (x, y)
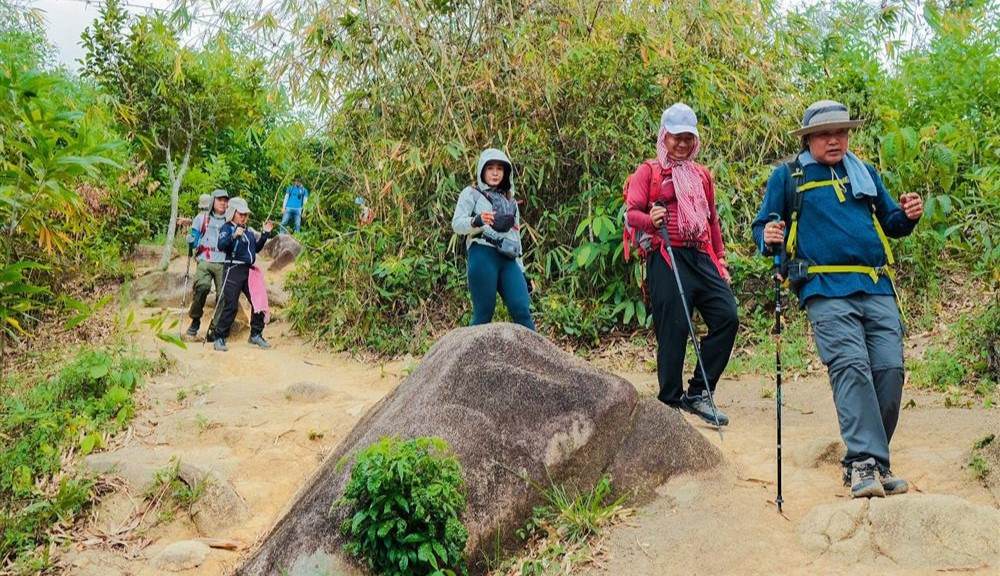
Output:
top-left (30, 0), bottom-right (173, 69)
top-left (35, 0), bottom-right (811, 71)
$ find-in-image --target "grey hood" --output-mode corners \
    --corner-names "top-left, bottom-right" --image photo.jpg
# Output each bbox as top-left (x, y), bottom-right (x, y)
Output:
top-left (475, 148), bottom-right (514, 194)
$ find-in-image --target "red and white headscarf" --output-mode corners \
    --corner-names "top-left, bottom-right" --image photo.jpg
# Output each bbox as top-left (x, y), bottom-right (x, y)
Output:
top-left (656, 105), bottom-right (710, 241)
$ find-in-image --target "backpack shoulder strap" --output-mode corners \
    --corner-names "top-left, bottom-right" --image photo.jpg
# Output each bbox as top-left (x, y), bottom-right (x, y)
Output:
top-left (784, 158), bottom-right (805, 258)
top-left (784, 158), bottom-right (805, 216)
top-left (644, 160), bottom-right (662, 199)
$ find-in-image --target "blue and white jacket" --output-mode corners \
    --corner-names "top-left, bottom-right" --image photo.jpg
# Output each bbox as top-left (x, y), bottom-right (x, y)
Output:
top-left (217, 223), bottom-right (270, 265)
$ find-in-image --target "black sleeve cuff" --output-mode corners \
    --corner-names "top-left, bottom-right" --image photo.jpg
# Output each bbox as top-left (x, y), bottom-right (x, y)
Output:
top-left (472, 215), bottom-right (484, 228)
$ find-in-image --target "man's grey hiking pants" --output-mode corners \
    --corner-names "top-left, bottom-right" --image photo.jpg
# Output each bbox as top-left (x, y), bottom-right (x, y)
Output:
top-left (806, 294), bottom-right (905, 470)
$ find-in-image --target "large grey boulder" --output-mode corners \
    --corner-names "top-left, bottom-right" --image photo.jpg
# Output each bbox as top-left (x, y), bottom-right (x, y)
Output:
top-left (237, 323), bottom-right (721, 575)
top-left (262, 233), bottom-right (303, 271)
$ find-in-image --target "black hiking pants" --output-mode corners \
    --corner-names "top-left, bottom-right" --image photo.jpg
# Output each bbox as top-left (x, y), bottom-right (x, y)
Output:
top-left (214, 263), bottom-right (265, 340)
top-left (647, 248), bottom-right (739, 405)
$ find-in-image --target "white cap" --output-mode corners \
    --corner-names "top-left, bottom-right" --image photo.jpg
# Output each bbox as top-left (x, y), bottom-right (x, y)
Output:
top-left (661, 102), bottom-right (699, 138)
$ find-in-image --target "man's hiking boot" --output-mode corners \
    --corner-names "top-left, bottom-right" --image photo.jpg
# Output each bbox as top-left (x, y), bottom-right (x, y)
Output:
top-left (213, 338), bottom-right (228, 352)
top-left (186, 319), bottom-right (200, 337)
top-left (681, 391), bottom-right (729, 426)
top-left (850, 458), bottom-right (885, 498)
top-left (877, 464), bottom-right (909, 495)
top-left (248, 334), bottom-right (270, 349)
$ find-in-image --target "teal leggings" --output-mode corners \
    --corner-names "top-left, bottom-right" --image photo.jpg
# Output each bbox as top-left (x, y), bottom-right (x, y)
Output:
top-left (467, 243), bottom-right (535, 330)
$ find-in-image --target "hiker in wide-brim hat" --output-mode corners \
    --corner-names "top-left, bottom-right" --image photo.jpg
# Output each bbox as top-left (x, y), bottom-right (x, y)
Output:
top-left (789, 100), bottom-right (863, 138)
top-left (751, 99), bottom-right (924, 499)
top-left (622, 102), bottom-right (739, 426)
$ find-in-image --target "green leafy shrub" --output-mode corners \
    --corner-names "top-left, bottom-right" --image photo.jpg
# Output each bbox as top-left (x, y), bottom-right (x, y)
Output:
top-left (0, 346), bottom-right (157, 567)
top-left (337, 437), bottom-right (468, 576)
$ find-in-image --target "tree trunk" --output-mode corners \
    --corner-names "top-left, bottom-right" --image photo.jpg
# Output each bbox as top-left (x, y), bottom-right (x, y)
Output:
top-left (159, 143), bottom-right (192, 271)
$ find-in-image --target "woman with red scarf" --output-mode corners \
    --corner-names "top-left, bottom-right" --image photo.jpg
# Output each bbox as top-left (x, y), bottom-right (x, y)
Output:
top-left (625, 103), bottom-right (739, 425)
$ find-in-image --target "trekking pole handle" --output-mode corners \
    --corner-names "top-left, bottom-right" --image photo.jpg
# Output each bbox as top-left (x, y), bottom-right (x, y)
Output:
top-left (767, 212), bottom-right (784, 270)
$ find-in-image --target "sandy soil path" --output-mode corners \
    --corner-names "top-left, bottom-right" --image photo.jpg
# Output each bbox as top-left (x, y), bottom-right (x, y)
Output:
top-left (64, 251), bottom-right (998, 576)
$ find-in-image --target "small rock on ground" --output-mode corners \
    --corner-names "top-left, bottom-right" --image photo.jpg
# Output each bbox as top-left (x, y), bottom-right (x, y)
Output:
top-left (151, 540), bottom-right (211, 571)
top-left (790, 437), bottom-right (843, 468)
top-left (178, 464), bottom-right (252, 536)
top-left (284, 381), bottom-right (332, 402)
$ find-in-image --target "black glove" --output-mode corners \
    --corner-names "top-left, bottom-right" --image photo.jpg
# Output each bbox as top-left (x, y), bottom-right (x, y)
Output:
top-left (472, 214), bottom-right (484, 228)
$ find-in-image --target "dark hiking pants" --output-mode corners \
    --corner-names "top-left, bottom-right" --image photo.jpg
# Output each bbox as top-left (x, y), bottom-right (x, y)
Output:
top-left (214, 263), bottom-right (265, 339)
top-left (647, 248), bottom-right (739, 406)
top-left (189, 261), bottom-right (224, 330)
top-left (806, 294), bottom-right (905, 470)
top-left (467, 243), bottom-right (535, 330)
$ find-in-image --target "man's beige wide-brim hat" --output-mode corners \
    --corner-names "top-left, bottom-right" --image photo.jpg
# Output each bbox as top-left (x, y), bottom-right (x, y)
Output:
top-left (791, 99), bottom-right (863, 137)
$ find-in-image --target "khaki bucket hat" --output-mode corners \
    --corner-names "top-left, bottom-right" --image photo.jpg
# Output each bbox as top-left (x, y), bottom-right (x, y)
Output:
top-left (791, 100), bottom-right (862, 137)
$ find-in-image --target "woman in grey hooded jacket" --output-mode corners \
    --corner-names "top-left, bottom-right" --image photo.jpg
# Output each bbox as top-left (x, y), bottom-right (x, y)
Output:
top-left (452, 148), bottom-right (535, 330)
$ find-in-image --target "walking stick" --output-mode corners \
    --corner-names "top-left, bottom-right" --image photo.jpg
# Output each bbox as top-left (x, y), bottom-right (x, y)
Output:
top-left (654, 201), bottom-right (724, 441)
top-left (181, 246), bottom-right (193, 307)
top-left (770, 213), bottom-right (785, 513)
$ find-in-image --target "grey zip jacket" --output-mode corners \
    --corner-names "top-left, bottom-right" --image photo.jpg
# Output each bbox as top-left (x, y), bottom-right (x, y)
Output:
top-left (451, 148), bottom-right (525, 270)
top-left (188, 211), bottom-right (229, 263)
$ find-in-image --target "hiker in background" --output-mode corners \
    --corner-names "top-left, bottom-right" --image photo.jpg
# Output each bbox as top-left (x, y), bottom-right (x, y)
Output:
top-left (176, 193), bottom-right (211, 229)
top-left (752, 99), bottom-right (923, 499)
top-left (452, 148), bottom-right (535, 330)
top-left (185, 189), bottom-right (229, 338)
top-left (280, 177), bottom-right (309, 234)
top-left (213, 197), bottom-right (274, 351)
top-left (624, 103), bottom-right (738, 425)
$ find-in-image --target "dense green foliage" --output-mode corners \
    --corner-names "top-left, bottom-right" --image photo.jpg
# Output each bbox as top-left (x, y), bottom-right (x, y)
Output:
top-left (81, 0), bottom-right (288, 269)
top-left (0, 347), bottom-right (158, 569)
top-left (338, 437), bottom-right (469, 576)
top-left (0, 0), bottom-right (311, 351)
top-left (240, 0), bottom-right (999, 368)
top-left (0, 3), bottom-right (137, 348)
top-left (912, 303), bottom-right (999, 402)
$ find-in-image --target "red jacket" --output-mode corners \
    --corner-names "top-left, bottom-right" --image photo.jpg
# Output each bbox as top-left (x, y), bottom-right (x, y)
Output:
top-left (625, 160), bottom-right (729, 279)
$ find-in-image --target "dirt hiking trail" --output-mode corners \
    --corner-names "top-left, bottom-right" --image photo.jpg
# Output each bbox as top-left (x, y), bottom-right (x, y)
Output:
top-left (64, 249), bottom-right (998, 575)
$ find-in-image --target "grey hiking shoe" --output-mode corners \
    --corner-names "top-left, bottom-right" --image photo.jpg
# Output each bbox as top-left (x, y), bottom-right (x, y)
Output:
top-left (877, 464), bottom-right (909, 495)
top-left (213, 338), bottom-right (228, 352)
top-left (681, 391), bottom-right (729, 426)
top-left (850, 458), bottom-right (885, 498)
top-left (248, 334), bottom-right (270, 349)
top-left (185, 319), bottom-right (200, 337)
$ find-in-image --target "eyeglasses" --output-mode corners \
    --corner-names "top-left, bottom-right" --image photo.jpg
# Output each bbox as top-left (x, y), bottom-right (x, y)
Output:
top-left (812, 129), bottom-right (850, 141)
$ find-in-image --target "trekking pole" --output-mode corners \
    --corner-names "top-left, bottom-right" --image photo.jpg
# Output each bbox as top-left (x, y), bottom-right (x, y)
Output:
top-left (769, 212), bottom-right (785, 513)
top-left (181, 246), bottom-right (193, 307)
top-left (654, 201), bottom-right (724, 441)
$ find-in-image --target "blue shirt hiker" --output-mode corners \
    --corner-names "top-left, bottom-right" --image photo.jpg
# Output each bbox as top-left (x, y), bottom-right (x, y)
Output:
top-left (754, 100), bottom-right (923, 500)
top-left (281, 180), bottom-right (309, 233)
